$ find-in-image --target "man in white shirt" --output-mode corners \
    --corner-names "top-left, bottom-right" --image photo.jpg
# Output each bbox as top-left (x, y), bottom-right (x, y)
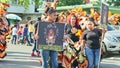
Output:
top-left (11, 25), bottom-right (17, 44)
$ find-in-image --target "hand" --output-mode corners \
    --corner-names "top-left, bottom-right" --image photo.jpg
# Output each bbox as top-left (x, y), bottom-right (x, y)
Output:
top-left (34, 34), bottom-right (39, 40)
top-left (71, 27), bottom-right (77, 34)
top-left (74, 42), bottom-right (80, 48)
top-left (102, 29), bottom-right (107, 33)
top-left (80, 50), bottom-right (85, 55)
top-left (80, 45), bottom-right (85, 55)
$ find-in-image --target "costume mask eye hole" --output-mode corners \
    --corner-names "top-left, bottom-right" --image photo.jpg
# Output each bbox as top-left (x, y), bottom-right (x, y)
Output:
top-left (80, 18), bottom-right (82, 20)
top-left (81, 23), bottom-right (84, 25)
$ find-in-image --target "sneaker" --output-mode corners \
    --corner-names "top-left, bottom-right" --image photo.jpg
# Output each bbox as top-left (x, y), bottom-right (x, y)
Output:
top-left (31, 53), bottom-right (36, 57)
top-left (27, 44), bottom-right (32, 46)
top-left (30, 44), bottom-right (32, 46)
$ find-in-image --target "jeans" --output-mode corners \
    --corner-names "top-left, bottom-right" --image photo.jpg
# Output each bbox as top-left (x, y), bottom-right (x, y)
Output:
top-left (85, 47), bottom-right (100, 68)
top-left (29, 32), bottom-right (33, 43)
top-left (11, 35), bottom-right (17, 44)
top-left (32, 40), bottom-right (39, 52)
top-left (22, 34), bottom-right (30, 45)
top-left (40, 50), bottom-right (58, 68)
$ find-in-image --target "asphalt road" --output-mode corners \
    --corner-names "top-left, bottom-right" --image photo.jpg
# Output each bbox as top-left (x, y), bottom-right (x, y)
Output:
top-left (100, 52), bottom-right (120, 68)
top-left (0, 43), bottom-right (42, 68)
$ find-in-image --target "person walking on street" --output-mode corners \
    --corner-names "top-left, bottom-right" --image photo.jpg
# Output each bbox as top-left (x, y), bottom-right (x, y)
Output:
top-left (11, 25), bottom-right (17, 45)
top-left (22, 24), bottom-right (32, 46)
top-left (34, 7), bottom-right (58, 68)
top-left (82, 18), bottom-right (102, 68)
top-left (17, 26), bottom-right (23, 44)
top-left (28, 21), bottom-right (34, 43)
top-left (31, 17), bottom-right (41, 57)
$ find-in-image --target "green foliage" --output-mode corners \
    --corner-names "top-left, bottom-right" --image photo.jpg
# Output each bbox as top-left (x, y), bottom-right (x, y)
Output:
top-left (0, 0), bottom-right (43, 12)
top-left (33, 0), bottom-right (43, 12)
top-left (23, 0), bottom-right (30, 10)
top-left (106, 0), bottom-right (120, 6)
top-left (57, 0), bottom-right (84, 6)
top-left (34, 0), bottom-right (43, 6)
top-left (0, 0), bottom-right (11, 3)
top-left (19, 0), bottom-right (43, 11)
top-left (18, 0), bottom-right (24, 5)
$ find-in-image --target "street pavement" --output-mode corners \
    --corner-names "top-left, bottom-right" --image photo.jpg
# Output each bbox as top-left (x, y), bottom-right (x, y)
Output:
top-left (100, 53), bottom-right (120, 68)
top-left (0, 43), bottom-right (42, 68)
top-left (0, 42), bottom-right (120, 68)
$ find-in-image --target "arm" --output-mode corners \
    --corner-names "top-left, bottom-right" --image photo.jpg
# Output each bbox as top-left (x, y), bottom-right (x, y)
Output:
top-left (81, 30), bottom-right (87, 53)
top-left (33, 22), bottom-right (39, 40)
top-left (34, 25), bottom-right (39, 40)
top-left (33, 27), bottom-right (37, 35)
top-left (81, 40), bottom-right (86, 51)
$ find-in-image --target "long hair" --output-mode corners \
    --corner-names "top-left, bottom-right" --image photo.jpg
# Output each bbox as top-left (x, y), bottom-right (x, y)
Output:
top-left (67, 13), bottom-right (78, 26)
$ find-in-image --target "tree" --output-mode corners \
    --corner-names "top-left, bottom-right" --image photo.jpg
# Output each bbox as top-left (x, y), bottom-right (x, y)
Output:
top-left (0, 0), bottom-right (43, 11)
top-left (105, 0), bottom-right (120, 7)
top-left (34, 0), bottom-right (43, 12)
top-left (57, 0), bottom-right (84, 6)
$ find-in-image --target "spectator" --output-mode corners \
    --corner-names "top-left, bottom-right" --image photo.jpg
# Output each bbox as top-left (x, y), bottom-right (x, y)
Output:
top-left (22, 24), bottom-right (32, 46)
top-left (17, 26), bottom-right (23, 44)
top-left (28, 21), bottom-right (34, 43)
top-left (11, 25), bottom-right (17, 44)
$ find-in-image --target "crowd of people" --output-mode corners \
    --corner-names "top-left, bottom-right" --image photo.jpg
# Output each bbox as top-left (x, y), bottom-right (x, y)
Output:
top-left (1, 0), bottom-right (120, 68)
top-left (10, 20), bottom-right (41, 57)
top-left (33, 5), bottom-right (103, 68)
top-left (33, 0), bottom-right (120, 67)
top-left (9, 1), bottom-right (120, 68)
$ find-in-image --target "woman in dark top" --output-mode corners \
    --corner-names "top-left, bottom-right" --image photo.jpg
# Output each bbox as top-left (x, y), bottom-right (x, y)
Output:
top-left (65, 13), bottom-right (81, 42)
top-left (82, 19), bottom-right (102, 68)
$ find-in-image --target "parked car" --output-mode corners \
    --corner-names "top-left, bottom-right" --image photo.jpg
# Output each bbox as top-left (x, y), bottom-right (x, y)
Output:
top-left (102, 25), bottom-right (120, 55)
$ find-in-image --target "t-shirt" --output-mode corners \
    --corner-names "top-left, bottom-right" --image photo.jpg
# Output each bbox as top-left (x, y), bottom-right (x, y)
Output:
top-left (82, 28), bottom-right (102, 49)
top-left (12, 27), bottom-right (17, 35)
top-left (17, 29), bottom-right (22, 35)
top-left (28, 24), bottom-right (34, 32)
top-left (23, 27), bottom-right (28, 35)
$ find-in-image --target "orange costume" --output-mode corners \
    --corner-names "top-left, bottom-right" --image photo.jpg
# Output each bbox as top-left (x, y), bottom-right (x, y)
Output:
top-left (0, 2), bottom-right (9, 58)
